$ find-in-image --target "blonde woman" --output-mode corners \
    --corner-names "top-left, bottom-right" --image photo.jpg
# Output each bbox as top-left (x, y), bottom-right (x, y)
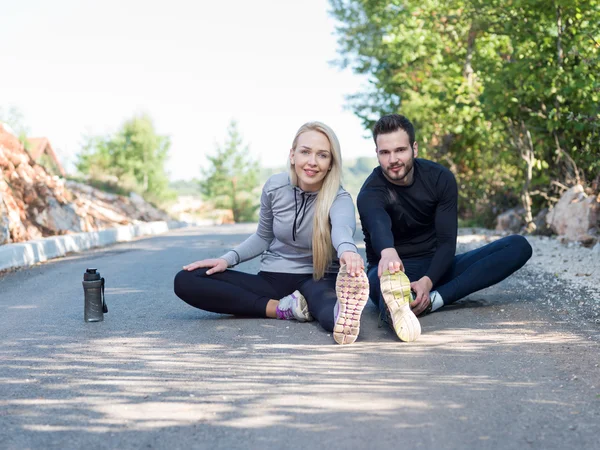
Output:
top-left (174, 122), bottom-right (369, 344)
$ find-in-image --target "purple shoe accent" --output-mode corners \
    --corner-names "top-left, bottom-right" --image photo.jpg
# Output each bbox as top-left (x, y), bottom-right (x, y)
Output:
top-left (276, 292), bottom-right (299, 320)
top-left (276, 306), bottom-right (294, 320)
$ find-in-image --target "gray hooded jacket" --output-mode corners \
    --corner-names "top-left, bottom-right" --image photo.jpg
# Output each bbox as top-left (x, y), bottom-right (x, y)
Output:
top-left (220, 172), bottom-right (358, 274)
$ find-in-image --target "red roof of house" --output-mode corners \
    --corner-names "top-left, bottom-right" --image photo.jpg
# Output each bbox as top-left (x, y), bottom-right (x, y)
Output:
top-left (27, 137), bottom-right (50, 160)
top-left (26, 137), bottom-right (66, 177)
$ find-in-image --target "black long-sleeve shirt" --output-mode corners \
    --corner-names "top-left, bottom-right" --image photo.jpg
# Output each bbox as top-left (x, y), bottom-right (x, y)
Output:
top-left (357, 158), bottom-right (458, 285)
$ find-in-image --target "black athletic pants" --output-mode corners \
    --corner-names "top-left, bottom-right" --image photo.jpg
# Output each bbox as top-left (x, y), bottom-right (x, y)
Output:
top-left (174, 269), bottom-right (339, 331)
top-left (367, 235), bottom-right (533, 311)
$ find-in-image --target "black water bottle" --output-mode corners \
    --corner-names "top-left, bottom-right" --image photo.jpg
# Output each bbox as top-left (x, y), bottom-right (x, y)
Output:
top-left (83, 268), bottom-right (108, 322)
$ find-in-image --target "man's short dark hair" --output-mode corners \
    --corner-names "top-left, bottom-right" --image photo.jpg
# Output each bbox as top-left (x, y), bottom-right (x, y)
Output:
top-left (373, 114), bottom-right (416, 147)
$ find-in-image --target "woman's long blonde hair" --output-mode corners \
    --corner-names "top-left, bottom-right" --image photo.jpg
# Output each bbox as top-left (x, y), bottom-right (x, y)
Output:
top-left (288, 122), bottom-right (343, 280)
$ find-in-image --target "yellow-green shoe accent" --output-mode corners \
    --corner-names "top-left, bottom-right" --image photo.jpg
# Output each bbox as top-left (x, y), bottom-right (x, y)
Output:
top-left (380, 270), bottom-right (421, 342)
top-left (333, 264), bottom-right (369, 345)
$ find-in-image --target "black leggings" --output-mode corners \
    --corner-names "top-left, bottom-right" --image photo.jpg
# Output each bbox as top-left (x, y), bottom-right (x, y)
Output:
top-left (174, 269), bottom-right (339, 331)
top-left (367, 235), bottom-right (533, 310)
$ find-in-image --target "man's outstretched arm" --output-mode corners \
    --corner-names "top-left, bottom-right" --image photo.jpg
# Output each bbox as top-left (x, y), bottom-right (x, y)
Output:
top-left (357, 188), bottom-right (404, 276)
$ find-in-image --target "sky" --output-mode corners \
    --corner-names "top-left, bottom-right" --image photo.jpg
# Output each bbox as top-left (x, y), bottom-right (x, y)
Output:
top-left (0, 0), bottom-right (375, 181)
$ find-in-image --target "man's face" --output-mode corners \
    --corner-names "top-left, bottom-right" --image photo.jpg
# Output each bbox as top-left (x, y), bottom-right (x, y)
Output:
top-left (375, 129), bottom-right (418, 186)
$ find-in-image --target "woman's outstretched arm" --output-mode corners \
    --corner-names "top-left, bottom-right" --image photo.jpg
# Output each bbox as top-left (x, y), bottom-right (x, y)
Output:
top-left (184, 181), bottom-right (275, 273)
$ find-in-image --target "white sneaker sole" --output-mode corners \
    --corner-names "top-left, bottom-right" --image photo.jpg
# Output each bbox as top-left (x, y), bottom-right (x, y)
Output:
top-left (380, 270), bottom-right (421, 342)
top-left (333, 265), bottom-right (369, 345)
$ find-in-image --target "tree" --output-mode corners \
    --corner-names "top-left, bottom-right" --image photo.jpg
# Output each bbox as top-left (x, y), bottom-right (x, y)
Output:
top-left (199, 120), bottom-right (260, 222)
top-left (76, 113), bottom-right (175, 204)
top-left (330, 0), bottom-right (519, 223)
top-left (476, 0), bottom-right (600, 229)
top-left (330, 0), bottom-right (600, 226)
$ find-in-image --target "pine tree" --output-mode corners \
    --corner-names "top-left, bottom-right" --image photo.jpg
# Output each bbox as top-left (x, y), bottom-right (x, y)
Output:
top-left (199, 120), bottom-right (260, 222)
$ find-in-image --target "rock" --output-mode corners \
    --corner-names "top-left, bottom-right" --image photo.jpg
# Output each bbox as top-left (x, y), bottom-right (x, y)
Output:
top-left (0, 177), bottom-right (28, 242)
top-left (547, 185), bottom-right (599, 243)
top-left (578, 234), bottom-right (598, 248)
top-left (0, 190), bottom-right (11, 245)
top-left (495, 207), bottom-right (526, 233)
top-left (127, 191), bottom-right (169, 222)
top-left (45, 198), bottom-right (83, 233)
top-left (0, 123), bottom-right (172, 244)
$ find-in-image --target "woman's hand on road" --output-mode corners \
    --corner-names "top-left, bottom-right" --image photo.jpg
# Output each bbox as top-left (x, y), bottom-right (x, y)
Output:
top-left (340, 251), bottom-right (365, 277)
top-left (183, 258), bottom-right (228, 275)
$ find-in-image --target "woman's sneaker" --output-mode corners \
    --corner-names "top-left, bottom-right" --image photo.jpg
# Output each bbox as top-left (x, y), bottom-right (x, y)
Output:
top-left (380, 270), bottom-right (421, 342)
top-left (333, 265), bottom-right (369, 345)
top-left (276, 290), bottom-right (313, 322)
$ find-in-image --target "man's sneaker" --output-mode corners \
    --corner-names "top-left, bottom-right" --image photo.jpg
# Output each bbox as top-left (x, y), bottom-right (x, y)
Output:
top-left (380, 270), bottom-right (421, 342)
top-left (276, 290), bottom-right (314, 322)
top-left (333, 264), bottom-right (369, 345)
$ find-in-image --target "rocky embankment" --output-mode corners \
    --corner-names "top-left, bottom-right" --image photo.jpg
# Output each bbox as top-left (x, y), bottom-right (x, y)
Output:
top-left (0, 124), bottom-right (170, 246)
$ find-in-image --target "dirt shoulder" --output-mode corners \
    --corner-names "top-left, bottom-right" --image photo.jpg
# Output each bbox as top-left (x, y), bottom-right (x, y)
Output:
top-left (457, 228), bottom-right (600, 335)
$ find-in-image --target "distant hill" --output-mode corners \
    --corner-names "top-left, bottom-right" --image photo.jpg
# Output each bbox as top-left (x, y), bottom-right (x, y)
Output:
top-left (343, 157), bottom-right (378, 200)
top-left (169, 179), bottom-right (201, 196)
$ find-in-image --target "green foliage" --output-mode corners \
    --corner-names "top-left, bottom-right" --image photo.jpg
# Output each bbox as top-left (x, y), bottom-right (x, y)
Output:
top-left (199, 120), bottom-right (260, 222)
top-left (458, 216), bottom-right (487, 228)
top-left (330, 0), bottom-right (600, 223)
top-left (75, 113), bottom-right (176, 205)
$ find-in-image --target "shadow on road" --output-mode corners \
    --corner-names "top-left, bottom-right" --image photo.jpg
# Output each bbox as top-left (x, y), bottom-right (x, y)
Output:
top-left (2, 308), bottom-right (597, 449)
top-left (1, 225), bottom-right (598, 449)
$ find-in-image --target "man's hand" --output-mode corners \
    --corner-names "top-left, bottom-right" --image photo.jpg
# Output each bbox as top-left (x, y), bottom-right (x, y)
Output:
top-left (378, 247), bottom-right (404, 277)
top-left (183, 258), bottom-right (228, 275)
top-left (340, 251), bottom-right (365, 277)
top-left (410, 276), bottom-right (433, 315)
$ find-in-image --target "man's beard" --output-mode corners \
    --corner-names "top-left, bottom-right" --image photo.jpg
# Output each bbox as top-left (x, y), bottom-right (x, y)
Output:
top-left (385, 156), bottom-right (414, 183)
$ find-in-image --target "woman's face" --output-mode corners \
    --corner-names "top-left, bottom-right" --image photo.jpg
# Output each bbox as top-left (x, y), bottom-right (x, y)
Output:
top-left (290, 130), bottom-right (332, 192)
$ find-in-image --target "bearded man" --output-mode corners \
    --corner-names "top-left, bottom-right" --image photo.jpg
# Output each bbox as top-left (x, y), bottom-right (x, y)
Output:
top-left (357, 114), bottom-right (532, 342)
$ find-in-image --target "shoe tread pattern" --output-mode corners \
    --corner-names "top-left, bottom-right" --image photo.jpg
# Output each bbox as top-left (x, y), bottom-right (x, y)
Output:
top-left (333, 265), bottom-right (369, 345)
top-left (380, 270), bottom-right (421, 342)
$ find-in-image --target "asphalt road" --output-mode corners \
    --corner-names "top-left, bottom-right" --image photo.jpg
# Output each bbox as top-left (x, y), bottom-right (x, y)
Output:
top-left (1, 224), bottom-right (599, 450)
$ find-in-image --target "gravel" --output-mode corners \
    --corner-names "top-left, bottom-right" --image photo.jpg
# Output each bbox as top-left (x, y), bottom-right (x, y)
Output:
top-left (457, 228), bottom-right (600, 331)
